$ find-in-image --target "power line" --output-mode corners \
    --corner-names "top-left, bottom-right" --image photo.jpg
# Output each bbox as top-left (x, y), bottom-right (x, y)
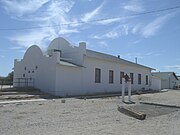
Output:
top-left (0, 5), bottom-right (180, 31)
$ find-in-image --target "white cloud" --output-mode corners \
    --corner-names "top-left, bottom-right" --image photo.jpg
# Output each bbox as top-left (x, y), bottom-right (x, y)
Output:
top-left (97, 18), bottom-right (122, 25)
top-left (132, 39), bottom-right (141, 44)
top-left (164, 65), bottom-right (180, 70)
top-left (81, 2), bottom-right (104, 22)
top-left (1, 0), bottom-right (177, 51)
top-left (9, 46), bottom-right (23, 50)
top-left (105, 31), bottom-right (119, 39)
top-left (1, 0), bottom-right (78, 50)
top-left (9, 25), bottom-right (79, 51)
top-left (90, 24), bottom-right (129, 39)
top-left (123, 0), bottom-right (144, 12)
top-left (89, 32), bottom-right (118, 40)
top-left (163, 65), bottom-right (180, 75)
top-left (131, 23), bottom-right (143, 34)
top-left (0, 0), bottom-right (50, 17)
top-left (98, 41), bottom-right (108, 47)
top-left (122, 52), bottom-right (161, 60)
top-left (10, 28), bottom-right (56, 50)
top-left (97, 41), bottom-right (110, 51)
top-left (141, 14), bottom-right (174, 38)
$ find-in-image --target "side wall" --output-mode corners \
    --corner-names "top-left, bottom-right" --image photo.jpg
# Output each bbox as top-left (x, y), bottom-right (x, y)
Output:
top-left (161, 79), bottom-right (169, 89)
top-left (82, 57), bottom-right (151, 93)
top-left (34, 56), bottom-right (57, 94)
top-left (161, 75), bottom-right (177, 89)
top-left (55, 56), bottom-right (152, 96)
top-left (170, 75), bottom-right (178, 89)
top-left (150, 76), bottom-right (161, 90)
top-left (55, 64), bottom-right (83, 96)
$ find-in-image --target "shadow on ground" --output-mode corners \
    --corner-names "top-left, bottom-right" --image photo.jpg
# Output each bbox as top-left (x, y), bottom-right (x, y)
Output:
top-left (0, 87), bottom-right (59, 101)
top-left (119, 104), bottom-right (179, 119)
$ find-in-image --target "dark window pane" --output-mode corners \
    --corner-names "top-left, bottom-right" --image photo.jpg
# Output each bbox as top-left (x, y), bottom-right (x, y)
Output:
top-left (130, 73), bottom-right (133, 84)
top-left (146, 75), bottom-right (148, 85)
top-left (120, 72), bottom-right (124, 84)
top-left (95, 68), bottom-right (101, 83)
top-left (138, 74), bottom-right (141, 84)
top-left (109, 70), bottom-right (114, 83)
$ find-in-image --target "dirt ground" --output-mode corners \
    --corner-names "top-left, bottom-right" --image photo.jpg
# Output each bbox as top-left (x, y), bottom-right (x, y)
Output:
top-left (0, 89), bottom-right (180, 135)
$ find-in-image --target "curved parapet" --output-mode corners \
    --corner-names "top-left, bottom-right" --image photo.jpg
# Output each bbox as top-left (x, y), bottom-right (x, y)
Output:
top-left (47, 37), bottom-right (73, 56)
top-left (47, 37), bottom-right (86, 66)
top-left (23, 45), bottom-right (43, 60)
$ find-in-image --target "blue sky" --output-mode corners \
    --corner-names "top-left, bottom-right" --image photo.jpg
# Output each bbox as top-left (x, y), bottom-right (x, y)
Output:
top-left (0, 0), bottom-right (180, 77)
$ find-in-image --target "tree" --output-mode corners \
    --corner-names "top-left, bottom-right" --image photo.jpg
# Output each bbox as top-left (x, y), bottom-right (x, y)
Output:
top-left (0, 76), bottom-right (5, 85)
top-left (6, 71), bottom-right (14, 82)
top-left (0, 71), bottom-right (13, 85)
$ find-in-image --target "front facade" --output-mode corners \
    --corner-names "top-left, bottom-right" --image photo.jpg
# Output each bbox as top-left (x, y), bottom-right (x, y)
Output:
top-left (152, 72), bottom-right (178, 89)
top-left (14, 37), bottom-right (156, 96)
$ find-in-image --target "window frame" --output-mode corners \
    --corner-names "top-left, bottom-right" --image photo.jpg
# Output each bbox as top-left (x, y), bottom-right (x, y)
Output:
top-left (138, 74), bottom-right (141, 84)
top-left (120, 71), bottom-right (124, 84)
top-left (95, 68), bottom-right (101, 83)
top-left (130, 73), bottom-right (134, 84)
top-left (146, 75), bottom-right (148, 85)
top-left (109, 70), bottom-right (114, 84)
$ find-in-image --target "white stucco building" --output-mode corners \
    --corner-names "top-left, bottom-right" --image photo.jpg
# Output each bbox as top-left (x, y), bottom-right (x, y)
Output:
top-left (152, 72), bottom-right (178, 89)
top-left (13, 37), bottom-right (160, 96)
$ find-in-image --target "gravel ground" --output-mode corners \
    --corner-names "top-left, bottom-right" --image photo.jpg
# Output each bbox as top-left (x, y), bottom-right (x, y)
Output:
top-left (0, 90), bottom-right (180, 135)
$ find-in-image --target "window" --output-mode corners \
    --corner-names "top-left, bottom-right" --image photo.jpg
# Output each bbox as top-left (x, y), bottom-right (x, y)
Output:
top-left (24, 67), bottom-right (26, 70)
top-left (120, 72), bottom-right (124, 84)
top-left (109, 70), bottom-right (114, 84)
top-left (146, 75), bottom-right (148, 85)
top-left (138, 74), bottom-right (141, 84)
top-left (23, 74), bottom-right (25, 77)
top-left (95, 68), bottom-right (101, 83)
top-left (130, 73), bottom-right (134, 84)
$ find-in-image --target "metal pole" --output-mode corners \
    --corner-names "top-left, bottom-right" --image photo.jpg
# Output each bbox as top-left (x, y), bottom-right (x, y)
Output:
top-left (122, 78), bottom-right (125, 102)
top-left (18, 78), bottom-right (20, 87)
top-left (128, 80), bottom-right (132, 102)
top-left (0, 80), bottom-right (3, 90)
top-left (135, 57), bottom-right (138, 64)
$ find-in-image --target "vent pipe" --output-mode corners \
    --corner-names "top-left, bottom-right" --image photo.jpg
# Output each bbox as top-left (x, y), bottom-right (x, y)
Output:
top-left (135, 57), bottom-right (137, 64)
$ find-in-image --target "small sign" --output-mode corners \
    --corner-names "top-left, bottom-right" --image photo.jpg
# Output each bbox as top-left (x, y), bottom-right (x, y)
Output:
top-left (124, 74), bottom-right (130, 82)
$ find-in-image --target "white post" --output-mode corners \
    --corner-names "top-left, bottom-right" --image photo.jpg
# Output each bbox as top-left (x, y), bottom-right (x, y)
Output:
top-left (122, 78), bottom-right (125, 102)
top-left (128, 80), bottom-right (132, 102)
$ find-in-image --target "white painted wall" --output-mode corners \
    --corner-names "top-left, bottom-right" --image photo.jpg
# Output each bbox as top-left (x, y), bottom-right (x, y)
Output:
top-left (82, 57), bottom-right (151, 93)
top-left (55, 64), bottom-right (83, 96)
top-left (13, 45), bottom-right (57, 95)
top-left (170, 74), bottom-right (178, 89)
top-left (152, 72), bottom-right (178, 89)
top-left (150, 76), bottom-right (161, 90)
top-left (54, 56), bottom-right (152, 96)
top-left (161, 79), bottom-right (169, 89)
